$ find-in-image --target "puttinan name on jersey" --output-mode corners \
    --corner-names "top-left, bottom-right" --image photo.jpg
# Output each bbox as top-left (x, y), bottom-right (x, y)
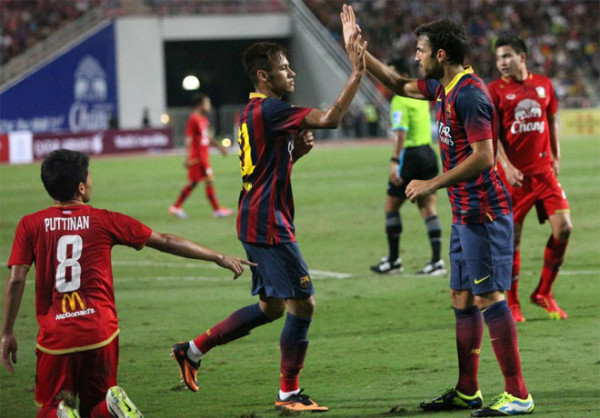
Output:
top-left (44, 216), bottom-right (90, 232)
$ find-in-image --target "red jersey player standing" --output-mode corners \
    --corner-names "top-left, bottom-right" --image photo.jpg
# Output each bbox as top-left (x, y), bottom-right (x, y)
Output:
top-left (2, 149), bottom-right (252, 418)
top-left (169, 93), bottom-right (233, 219)
top-left (488, 34), bottom-right (572, 322)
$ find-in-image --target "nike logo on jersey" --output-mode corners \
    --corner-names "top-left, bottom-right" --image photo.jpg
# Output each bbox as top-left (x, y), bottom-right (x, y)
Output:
top-left (474, 275), bottom-right (490, 285)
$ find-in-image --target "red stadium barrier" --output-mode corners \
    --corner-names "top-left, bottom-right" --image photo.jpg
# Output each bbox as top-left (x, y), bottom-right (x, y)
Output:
top-left (1, 128), bottom-right (173, 164)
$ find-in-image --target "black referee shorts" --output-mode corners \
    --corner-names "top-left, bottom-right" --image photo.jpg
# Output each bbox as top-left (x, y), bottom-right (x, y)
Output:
top-left (387, 145), bottom-right (439, 198)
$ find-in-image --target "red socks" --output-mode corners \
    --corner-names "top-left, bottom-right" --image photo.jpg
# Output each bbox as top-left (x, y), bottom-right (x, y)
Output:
top-left (453, 306), bottom-right (483, 395)
top-left (507, 248), bottom-right (521, 305)
top-left (90, 400), bottom-right (111, 417)
top-left (205, 182), bottom-right (220, 210)
top-left (537, 235), bottom-right (568, 295)
top-left (482, 301), bottom-right (528, 399)
top-left (174, 183), bottom-right (196, 207)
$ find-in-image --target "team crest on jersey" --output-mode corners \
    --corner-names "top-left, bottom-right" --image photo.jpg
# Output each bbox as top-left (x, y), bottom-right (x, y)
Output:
top-left (299, 275), bottom-right (311, 289)
top-left (446, 104), bottom-right (452, 118)
top-left (505, 93), bottom-right (516, 100)
top-left (536, 86), bottom-right (546, 98)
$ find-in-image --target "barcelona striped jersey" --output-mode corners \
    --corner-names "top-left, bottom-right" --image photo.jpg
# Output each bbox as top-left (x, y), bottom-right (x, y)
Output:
top-left (237, 92), bottom-right (312, 245)
top-left (417, 67), bottom-right (511, 224)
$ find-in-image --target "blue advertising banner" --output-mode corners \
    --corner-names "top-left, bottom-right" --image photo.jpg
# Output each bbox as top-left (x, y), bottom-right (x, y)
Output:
top-left (0, 22), bottom-right (117, 134)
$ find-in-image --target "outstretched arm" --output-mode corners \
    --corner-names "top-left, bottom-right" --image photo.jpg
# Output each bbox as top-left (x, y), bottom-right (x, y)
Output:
top-left (405, 139), bottom-right (495, 202)
top-left (1, 265), bottom-right (29, 374)
top-left (145, 232), bottom-right (255, 280)
top-left (300, 31), bottom-right (367, 129)
top-left (340, 4), bottom-right (425, 99)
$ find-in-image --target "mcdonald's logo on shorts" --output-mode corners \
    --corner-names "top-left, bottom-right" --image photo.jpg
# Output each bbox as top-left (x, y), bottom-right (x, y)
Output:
top-left (62, 291), bottom-right (86, 313)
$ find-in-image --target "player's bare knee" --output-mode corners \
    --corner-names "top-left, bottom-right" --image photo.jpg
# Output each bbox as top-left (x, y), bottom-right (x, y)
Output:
top-left (260, 298), bottom-right (286, 320)
top-left (450, 289), bottom-right (473, 310)
top-left (287, 296), bottom-right (315, 318)
top-left (474, 291), bottom-right (504, 310)
top-left (556, 221), bottom-right (572, 242)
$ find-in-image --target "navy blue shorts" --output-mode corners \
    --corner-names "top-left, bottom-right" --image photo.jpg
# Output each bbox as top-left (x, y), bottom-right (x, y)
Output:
top-left (449, 214), bottom-right (514, 295)
top-left (241, 241), bottom-right (314, 299)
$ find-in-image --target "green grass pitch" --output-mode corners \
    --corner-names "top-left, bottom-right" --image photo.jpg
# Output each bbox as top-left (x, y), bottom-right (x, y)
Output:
top-left (0, 135), bottom-right (598, 417)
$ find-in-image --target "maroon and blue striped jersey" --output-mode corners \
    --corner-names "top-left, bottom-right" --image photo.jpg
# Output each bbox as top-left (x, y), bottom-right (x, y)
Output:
top-left (237, 93), bottom-right (312, 245)
top-left (417, 67), bottom-right (511, 224)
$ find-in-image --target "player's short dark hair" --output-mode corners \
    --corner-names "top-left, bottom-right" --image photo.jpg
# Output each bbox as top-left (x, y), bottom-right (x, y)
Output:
top-left (243, 42), bottom-right (288, 86)
top-left (41, 149), bottom-right (89, 202)
top-left (495, 34), bottom-right (527, 55)
top-left (415, 19), bottom-right (467, 65)
top-left (191, 92), bottom-right (209, 108)
top-left (389, 59), bottom-right (411, 76)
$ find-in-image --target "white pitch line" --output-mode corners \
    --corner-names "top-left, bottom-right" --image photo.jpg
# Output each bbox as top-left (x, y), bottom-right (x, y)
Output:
top-left (112, 260), bottom-right (353, 279)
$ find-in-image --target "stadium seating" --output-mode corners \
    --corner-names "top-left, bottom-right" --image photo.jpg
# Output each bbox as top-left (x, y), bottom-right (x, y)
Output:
top-left (306, 0), bottom-right (599, 108)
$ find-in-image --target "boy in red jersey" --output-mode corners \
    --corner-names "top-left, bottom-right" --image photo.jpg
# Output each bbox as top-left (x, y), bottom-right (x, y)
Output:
top-left (1, 149), bottom-right (252, 418)
top-left (171, 36), bottom-right (367, 412)
top-left (341, 6), bottom-right (533, 416)
top-left (488, 34), bottom-right (572, 322)
top-left (169, 93), bottom-right (232, 219)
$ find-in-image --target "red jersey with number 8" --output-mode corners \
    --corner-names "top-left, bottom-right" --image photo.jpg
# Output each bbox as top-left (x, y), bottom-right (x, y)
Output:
top-left (7, 204), bottom-right (152, 354)
top-left (487, 73), bottom-right (558, 175)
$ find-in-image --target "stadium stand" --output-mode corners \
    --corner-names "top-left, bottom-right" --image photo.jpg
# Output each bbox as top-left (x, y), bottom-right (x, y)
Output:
top-left (0, 0), bottom-right (108, 65)
top-left (306, 0), bottom-right (599, 108)
top-left (144, 0), bottom-right (286, 14)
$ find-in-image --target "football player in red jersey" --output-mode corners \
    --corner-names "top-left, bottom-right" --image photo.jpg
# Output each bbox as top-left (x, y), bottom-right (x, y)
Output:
top-left (488, 34), bottom-right (572, 322)
top-left (1, 149), bottom-right (253, 418)
top-left (341, 6), bottom-right (533, 416)
top-left (169, 93), bottom-right (233, 219)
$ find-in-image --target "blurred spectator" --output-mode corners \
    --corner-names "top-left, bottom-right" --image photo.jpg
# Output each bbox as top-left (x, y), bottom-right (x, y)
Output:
top-left (0, 0), bottom-right (101, 65)
top-left (306, 0), bottom-right (599, 107)
top-left (109, 112), bottom-right (119, 130)
top-left (362, 103), bottom-right (379, 137)
top-left (141, 107), bottom-right (151, 128)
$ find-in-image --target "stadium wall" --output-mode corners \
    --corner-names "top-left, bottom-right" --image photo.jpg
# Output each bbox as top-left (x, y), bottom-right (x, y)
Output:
top-left (115, 13), bottom-right (292, 130)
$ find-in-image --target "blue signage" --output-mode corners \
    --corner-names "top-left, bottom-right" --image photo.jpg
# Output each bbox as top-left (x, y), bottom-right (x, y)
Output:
top-left (0, 22), bottom-right (118, 133)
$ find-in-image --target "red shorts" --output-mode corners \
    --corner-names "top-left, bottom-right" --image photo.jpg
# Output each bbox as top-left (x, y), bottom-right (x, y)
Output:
top-left (35, 338), bottom-right (119, 417)
top-left (510, 167), bottom-right (570, 225)
top-left (187, 153), bottom-right (213, 182)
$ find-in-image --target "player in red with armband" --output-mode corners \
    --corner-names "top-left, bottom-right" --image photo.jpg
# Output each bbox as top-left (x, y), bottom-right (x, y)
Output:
top-left (1, 149), bottom-right (253, 418)
top-left (488, 34), bottom-right (572, 322)
top-left (169, 93), bottom-right (232, 219)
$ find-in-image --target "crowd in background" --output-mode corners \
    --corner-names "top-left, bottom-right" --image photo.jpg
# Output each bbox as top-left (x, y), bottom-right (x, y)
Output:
top-left (0, 0), bottom-right (105, 65)
top-left (144, 0), bottom-right (285, 15)
top-left (307, 0), bottom-right (599, 108)
top-left (2, 0), bottom-right (597, 113)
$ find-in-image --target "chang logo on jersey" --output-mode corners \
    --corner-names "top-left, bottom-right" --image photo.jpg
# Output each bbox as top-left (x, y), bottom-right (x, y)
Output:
top-left (510, 99), bottom-right (545, 134)
top-left (69, 55), bottom-right (114, 132)
top-left (56, 291), bottom-right (97, 320)
top-left (437, 122), bottom-right (454, 146)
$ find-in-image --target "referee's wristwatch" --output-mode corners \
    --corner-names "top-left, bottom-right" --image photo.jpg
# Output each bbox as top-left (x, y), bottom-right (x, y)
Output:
top-left (390, 157), bottom-right (400, 163)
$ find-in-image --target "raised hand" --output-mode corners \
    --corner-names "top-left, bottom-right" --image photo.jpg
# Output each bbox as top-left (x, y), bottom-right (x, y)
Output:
top-left (340, 4), bottom-right (360, 48)
top-left (346, 30), bottom-right (367, 75)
